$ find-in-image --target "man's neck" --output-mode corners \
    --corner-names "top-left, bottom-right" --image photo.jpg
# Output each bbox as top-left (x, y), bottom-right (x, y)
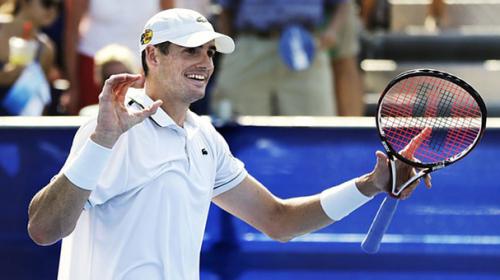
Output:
top-left (144, 83), bottom-right (189, 127)
top-left (160, 101), bottom-right (188, 128)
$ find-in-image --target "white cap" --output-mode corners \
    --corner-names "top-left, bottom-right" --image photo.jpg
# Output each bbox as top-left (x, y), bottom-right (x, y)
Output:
top-left (139, 8), bottom-right (235, 53)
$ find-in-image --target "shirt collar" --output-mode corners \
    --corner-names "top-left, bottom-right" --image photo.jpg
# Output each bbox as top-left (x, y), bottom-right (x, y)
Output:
top-left (126, 88), bottom-right (177, 128)
top-left (126, 88), bottom-right (198, 133)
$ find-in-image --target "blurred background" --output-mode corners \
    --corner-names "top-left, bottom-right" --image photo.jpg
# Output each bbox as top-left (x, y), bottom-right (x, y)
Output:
top-left (361, 0), bottom-right (500, 117)
top-left (2, 0), bottom-right (500, 118)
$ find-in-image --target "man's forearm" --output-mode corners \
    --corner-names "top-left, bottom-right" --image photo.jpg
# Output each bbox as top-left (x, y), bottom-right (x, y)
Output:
top-left (28, 175), bottom-right (90, 246)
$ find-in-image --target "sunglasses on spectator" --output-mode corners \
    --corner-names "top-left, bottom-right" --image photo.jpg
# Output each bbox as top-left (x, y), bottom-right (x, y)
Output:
top-left (40, 0), bottom-right (61, 9)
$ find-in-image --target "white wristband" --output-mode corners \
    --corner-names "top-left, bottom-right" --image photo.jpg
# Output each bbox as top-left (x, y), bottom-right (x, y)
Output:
top-left (63, 138), bottom-right (112, 191)
top-left (320, 178), bottom-right (373, 221)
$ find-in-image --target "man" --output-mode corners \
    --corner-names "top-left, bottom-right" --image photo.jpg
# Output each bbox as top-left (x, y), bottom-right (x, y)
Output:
top-left (326, 0), bottom-right (366, 116)
top-left (212, 0), bottom-right (345, 116)
top-left (27, 9), bottom-right (431, 279)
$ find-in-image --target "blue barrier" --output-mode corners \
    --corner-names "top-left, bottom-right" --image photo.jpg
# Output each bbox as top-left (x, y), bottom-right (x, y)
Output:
top-left (1, 117), bottom-right (499, 279)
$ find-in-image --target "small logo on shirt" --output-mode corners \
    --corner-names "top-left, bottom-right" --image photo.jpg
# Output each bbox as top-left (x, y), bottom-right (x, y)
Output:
top-left (201, 148), bottom-right (208, 155)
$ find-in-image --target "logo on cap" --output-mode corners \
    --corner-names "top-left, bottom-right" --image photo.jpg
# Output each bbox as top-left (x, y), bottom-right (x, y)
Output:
top-left (141, 29), bottom-right (153, 45)
top-left (196, 16), bottom-right (207, 23)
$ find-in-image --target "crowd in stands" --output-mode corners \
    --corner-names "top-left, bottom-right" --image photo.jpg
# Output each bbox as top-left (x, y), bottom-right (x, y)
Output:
top-left (0, 0), bottom-right (447, 117)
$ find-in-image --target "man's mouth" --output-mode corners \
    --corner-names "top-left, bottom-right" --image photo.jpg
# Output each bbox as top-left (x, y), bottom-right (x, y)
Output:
top-left (185, 73), bottom-right (207, 82)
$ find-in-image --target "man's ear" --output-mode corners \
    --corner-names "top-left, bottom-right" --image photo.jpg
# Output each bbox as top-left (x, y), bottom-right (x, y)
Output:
top-left (145, 45), bottom-right (159, 67)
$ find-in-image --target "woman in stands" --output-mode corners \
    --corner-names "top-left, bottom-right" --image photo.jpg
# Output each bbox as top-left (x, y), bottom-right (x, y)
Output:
top-left (0, 0), bottom-right (59, 115)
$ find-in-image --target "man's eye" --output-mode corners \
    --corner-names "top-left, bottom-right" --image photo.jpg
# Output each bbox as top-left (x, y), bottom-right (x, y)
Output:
top-left (186, 48), bottom-right (197, 54)
top-left (207, 49), bottom-right (216, 58)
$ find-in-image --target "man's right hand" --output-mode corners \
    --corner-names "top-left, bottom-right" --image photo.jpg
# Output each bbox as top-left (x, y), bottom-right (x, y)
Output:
top-left (91, 74), bottom-right (162, 148)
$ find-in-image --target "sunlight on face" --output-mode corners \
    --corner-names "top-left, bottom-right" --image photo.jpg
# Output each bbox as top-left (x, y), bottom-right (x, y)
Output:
top-left (155, 42), bottom-right (216, 105)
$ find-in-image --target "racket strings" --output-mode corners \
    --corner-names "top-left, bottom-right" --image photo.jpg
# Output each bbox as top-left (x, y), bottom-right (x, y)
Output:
top-left (380, 76), bottom-right (483, 164)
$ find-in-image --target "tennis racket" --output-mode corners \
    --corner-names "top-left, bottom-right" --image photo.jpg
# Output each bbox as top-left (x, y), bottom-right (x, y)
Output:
top-left (361, 69), bottom-right (487, 254)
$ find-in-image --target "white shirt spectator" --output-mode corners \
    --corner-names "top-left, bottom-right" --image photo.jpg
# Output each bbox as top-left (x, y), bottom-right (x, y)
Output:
top-left (79, 0), bottom-right (160, 60)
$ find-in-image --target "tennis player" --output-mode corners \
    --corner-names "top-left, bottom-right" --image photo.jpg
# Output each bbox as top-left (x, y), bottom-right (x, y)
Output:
top-left (27, 8), bottom-right (431, 279)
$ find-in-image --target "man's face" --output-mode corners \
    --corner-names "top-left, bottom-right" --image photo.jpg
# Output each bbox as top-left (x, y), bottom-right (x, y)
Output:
top-left (155, 42), bottom-right (216, 105)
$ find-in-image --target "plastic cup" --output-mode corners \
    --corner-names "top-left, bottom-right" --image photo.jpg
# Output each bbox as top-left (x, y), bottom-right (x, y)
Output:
top-left (8, 37), bottom-right (38, 66)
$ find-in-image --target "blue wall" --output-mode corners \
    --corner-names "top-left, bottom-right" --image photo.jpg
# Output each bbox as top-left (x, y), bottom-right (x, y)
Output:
top-left (1, 121), bottom-right (499, 279)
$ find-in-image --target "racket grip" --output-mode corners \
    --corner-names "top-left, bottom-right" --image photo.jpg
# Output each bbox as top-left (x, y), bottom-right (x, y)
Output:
top-left (361, 196), bottom-right (400, 254)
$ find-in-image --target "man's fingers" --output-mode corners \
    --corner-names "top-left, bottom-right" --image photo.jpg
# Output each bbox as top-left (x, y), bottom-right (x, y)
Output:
top-left (424, 173), bottom-right (432, 189)
top-left (114, 82), bottom-right (131, 105)
top-left (113, 75), bottom-right (141, 96)
top-left (102, 74), bottom-right (142, 105)
top-left (103, 74), bottom-right (141, 90)
top-left (371, 150), bottom-right (393, 193)
top-left (146, 100), bottom-right (163, 115)
top-left (399, 178), bottom-right (420, 200)
top-left (131, 75), bottom-right (146, 88)
top-left (131, 100), bottom-right (163, 120)
top-left (402, 127), bottom-right (432, 157)
top-left (375, 151), bottom-right (387, 168)
top-left (101, 74), bottom-right (142, 101)
top-left (391, 127), bottom-right (434, 200)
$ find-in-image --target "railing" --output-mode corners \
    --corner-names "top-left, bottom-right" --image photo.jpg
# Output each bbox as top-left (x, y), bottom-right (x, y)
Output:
top-left (1, 116), bottom-right (499, 279)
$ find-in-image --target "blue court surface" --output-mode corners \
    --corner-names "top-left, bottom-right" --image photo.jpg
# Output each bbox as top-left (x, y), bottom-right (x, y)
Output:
top-left (1, 116), bottom-right (499, 279)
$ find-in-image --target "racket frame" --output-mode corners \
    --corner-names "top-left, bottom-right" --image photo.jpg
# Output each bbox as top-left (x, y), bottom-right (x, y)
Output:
top-left (363, 69), bottom-right (487, 254)
top-left (376, 69), bottom-right (487, 195)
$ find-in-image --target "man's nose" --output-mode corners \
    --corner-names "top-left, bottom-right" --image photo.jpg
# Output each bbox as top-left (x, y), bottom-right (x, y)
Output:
top-left (200, 53), bottom-right (214, 69)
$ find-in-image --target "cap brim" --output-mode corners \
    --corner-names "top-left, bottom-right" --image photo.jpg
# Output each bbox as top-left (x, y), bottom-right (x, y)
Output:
top-left (169, 31), bottom-right (235, 54)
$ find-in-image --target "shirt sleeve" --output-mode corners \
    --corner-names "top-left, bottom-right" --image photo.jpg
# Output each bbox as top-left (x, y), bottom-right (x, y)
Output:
top-left (60, 117), bottom-right (135, 209)
top-left (59, 119), bottom-right (97, 175)
top-left (210, 127), bottom-right (248, 197)
top-left (57, 119), bottom-right (98, 209)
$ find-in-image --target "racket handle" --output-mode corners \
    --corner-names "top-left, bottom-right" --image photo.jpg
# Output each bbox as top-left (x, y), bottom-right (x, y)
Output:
top-left (361, 196), bottom-right (400, 254)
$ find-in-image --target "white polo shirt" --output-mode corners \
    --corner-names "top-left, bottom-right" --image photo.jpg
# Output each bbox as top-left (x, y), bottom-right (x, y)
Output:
top-left (57, 89), bottom-right (248, 280)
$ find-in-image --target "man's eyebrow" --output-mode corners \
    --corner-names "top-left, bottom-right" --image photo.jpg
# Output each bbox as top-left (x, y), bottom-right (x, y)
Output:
top-left (185, 45), bottom-right (215, 50)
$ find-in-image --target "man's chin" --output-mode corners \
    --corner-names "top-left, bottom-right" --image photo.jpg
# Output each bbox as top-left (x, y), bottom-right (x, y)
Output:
top-left (187, 91), bottom-right (206, 104)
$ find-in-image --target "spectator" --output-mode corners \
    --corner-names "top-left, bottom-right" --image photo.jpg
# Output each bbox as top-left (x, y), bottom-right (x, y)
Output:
top-left (174, 0), bottom-right (212, 17)
top-left (359, 0), bottom-right (390, 32)
top-left (326, 0), bottom-right (365, 116)
top-left (60, 0), bottom-right (173, 115)
top-left (0, 0), bottom-right (14, 15)
top-left (211, 0), bottom-right (348, 117)
top-left (93, 44), bottom-right (139, 87)
top-left (426, 0), bottom-right (448, 30)
top-left (79, 44), bottom-right (139, 116)
top-left (0, 0), bottom-right (60, 115)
